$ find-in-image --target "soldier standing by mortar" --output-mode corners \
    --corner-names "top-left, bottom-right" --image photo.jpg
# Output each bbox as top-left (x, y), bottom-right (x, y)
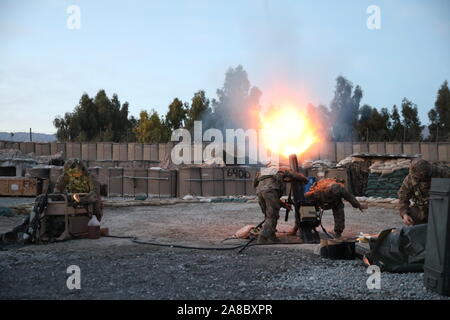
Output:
top-left (304, 178), bottom-right (367, 238)
top-left (398, 159), bottom-right (450, 226)
top-left (253, 166), bottom-right (308, 243)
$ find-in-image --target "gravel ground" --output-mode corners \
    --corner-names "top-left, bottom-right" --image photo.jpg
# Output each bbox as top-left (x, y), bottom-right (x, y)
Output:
top-left (0, 201), bottom-right (448, 300)
top-left (0, 197), bottom-right (35, 208)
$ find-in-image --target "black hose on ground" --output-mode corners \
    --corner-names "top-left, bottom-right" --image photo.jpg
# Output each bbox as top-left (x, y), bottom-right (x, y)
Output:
top-left (104, 234), bottom-right (303, 253)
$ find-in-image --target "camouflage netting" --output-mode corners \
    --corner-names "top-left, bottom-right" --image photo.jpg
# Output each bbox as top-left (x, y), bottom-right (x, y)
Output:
top-left (364, 168), bottom-right (409, 199)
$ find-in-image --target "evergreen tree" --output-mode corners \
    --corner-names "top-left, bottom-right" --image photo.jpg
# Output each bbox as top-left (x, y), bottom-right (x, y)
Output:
top-left (401, 98), bottom-right (423, 141)
top-left (53, 90), bottom-right (134, 142)
top-left (185, 90), bottom-right (211, 131)
top-left (389, 105), bottom-right (404, 141)
top-left (211, 65), bottom-right (261, 131)
top-left (428, 80), bottom-right (450, 141)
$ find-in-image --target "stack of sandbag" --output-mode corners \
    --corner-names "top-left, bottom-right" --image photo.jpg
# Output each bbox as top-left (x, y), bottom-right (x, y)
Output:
top-left (302, 159), bottom-right (333, 170)
top-left (364, 168), bottom-right (409, 199)
top-left (369, 158), bottom-right (411, 175)
top-left (356, 196), bottom-right (399, 204)
top-left (336, 156), bottom-right (365, 168)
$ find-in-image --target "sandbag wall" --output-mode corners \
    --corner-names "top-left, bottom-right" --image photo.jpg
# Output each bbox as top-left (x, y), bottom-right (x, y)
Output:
top-left (364, 168), bottom-right (409, 198)
top-left (178, 166), bottom-right (260, 197)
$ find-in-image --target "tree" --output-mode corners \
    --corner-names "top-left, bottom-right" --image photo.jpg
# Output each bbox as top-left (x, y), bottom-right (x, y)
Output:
top-left (428, 81), bottom-right (450, 141)
top-left (134, 110), bottom-right (166, 143)
top-left (211, 65), bottom-right (261, 131)
top-left (165, 98), bottom-right (187, 131)
top-left (329, 76), bottom-right (363, 141)
top-left (355, 105), bottom-right (390, 141)
top-left (185, 90), bottom-right (211, 132)
top-left (53, 90), bottom-right (134, 142)
top-left (389, 105), bottom-right (404, 141)
top-left (355, 104), bottom-right (372, 141)
top-left (401, 98), bottom-right (423, 141)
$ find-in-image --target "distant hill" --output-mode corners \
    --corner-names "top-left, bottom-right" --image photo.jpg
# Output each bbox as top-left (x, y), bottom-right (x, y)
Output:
top-left (0, 132), bottom-right (56, 143)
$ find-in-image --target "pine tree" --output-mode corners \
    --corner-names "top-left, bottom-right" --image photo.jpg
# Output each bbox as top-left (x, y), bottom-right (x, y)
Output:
top-left (428, 81), bottom-right (450, 141)
top-left (401, 98), bottom-right (423, 141)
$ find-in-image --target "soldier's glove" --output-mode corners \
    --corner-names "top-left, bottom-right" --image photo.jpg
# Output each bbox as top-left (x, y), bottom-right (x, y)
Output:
top-left (359, 203), bottom-right (368, 212)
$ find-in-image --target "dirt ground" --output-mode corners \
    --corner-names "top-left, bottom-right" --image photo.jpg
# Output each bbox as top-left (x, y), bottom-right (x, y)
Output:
top-left (0, 200), bottom-right (448, 300)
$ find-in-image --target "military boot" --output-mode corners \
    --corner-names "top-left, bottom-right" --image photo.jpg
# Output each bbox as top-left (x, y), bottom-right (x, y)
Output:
top-left (257, 232), bottom-right (280, 244)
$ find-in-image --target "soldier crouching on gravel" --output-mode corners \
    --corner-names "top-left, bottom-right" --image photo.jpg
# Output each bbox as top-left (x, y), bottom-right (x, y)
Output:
top-left (254, 166), bottom-right (308, 243)
top-left (398, 159), bottom-right (450, 226)
top-left (304, 178), bottom-right (367, 238)
top-left (55, 158), bottom-right (103, 221)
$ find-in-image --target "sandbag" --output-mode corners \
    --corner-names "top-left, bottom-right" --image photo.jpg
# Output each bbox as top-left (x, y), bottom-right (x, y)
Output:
top-left (365, 224), bottom-right (427, 273)
top-left (234, 225), bottom-right (255, 239)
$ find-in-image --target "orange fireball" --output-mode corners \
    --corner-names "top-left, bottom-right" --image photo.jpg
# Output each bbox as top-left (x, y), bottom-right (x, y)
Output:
top-left (259, 104), bottom-right (322, 159)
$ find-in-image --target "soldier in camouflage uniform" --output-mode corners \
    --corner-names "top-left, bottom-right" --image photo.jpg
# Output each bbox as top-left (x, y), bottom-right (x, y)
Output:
top-left (398, 159), bottom-right (450, 226)
top-left (55, 158), bottom-right (103, 221)
top-left (304, 179), bottom-right (367, 238)
top-left (254, 166), bottom-right (308, 243)
top-left (1, 159), bottom-right (102, 244)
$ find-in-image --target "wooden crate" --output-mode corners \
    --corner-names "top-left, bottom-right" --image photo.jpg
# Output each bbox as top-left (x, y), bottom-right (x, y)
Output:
top-left (0, 177), bottom-right (39, 196)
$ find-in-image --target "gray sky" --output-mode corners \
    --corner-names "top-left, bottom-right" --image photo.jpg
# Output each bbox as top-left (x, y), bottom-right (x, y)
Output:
top-left (0, 0), bottom-right (449, 133)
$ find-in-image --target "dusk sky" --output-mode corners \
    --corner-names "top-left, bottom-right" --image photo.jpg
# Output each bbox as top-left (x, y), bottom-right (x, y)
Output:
top-left (1, 0), bottom-right (449, 134)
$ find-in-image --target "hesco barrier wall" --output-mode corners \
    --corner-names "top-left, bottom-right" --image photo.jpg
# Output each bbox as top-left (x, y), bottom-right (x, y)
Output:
top-left (1, 141), bottom-right (449, 163)
top-left (48, 167), bottom-right (178, 198)
top-left (178, 166), bottom-right (260, 197)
